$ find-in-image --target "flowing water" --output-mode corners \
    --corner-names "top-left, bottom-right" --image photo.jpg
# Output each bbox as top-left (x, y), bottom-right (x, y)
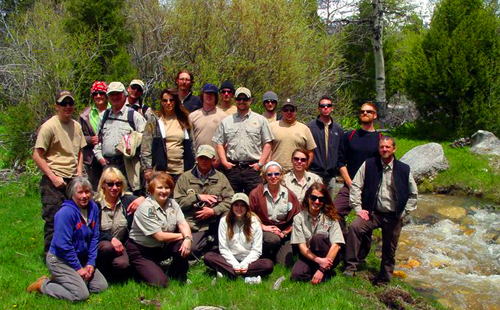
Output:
top-left (395, 194), bottom-right (500, 310)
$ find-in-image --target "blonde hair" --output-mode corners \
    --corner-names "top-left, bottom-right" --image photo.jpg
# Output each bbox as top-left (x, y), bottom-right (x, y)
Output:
top-left (94, 167), bottom-right (128, 202)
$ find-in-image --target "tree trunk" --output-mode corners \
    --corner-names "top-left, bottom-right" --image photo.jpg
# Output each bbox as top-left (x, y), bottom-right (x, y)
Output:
top-left (371, 0), bottom-right (387, 121)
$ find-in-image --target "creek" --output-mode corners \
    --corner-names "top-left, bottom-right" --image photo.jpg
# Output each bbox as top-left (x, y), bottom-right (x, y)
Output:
top-left (395, 194), bottom-right (500, 310)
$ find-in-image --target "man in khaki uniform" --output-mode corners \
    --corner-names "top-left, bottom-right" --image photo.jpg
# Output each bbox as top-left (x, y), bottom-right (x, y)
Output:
top-left (269, 98), bottom-right (316, 172)
top-left (189, 83), bottom-right (228, 158)
top-left (33, 90), bottom-right (86, 253)
top-left (174, 145), bottom-right (234, 257)
top-left (213, 87), bottom-right (274, 194)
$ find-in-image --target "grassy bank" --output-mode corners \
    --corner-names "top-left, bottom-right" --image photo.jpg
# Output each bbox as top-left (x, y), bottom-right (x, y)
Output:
top-left (0, 183), bottom-right (442, 310)
top-left (395, 138), bottom-right (500, 204)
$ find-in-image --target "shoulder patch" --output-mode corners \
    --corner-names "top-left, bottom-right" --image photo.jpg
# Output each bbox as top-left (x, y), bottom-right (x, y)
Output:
top-left (187, 189), bottom-right (196, 196)
top-left (147, 207), bottom-right (156, 218)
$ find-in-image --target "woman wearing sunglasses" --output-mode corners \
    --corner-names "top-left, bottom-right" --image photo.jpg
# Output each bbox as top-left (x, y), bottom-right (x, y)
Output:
top-left (94, 167), bottom-right (144, 280)
top-left (284, 148), bottom-right (323, 203)
top-left (141, 88), bottom-right (194, 183)
top-left (249, 161), bottom-right (300, 267)
top-left (290, 183), bottom-right (344, 284)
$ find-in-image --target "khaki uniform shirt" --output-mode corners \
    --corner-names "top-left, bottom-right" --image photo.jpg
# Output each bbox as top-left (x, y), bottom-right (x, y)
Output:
top-left (212, 111), bottom-right (274, 162)
top-left (263, 184), bottom-right (293, 223)
top-left (220, 105), bottom-right (237, 116)
top-left (189, 107), bottom-right (228, 154)
top-left (99, 199), bottom-right (128, 241)
top-left (350, 159), bottom-right (418, 216)
top-left (291, 210), bottom-right (345, 246)
top-left (270, 120), bottom-right (317, 171)
top-left (284, 171), bottom-right (323, 203)
top-left (34, 115), bottom-right (86, 178)
top-left (129, 196), bottom-right (185, 248)
top-left (162, 117), bottom-right (184, 175)
top-left (174, 167), bottom-right (234, 232)
top-left (94, 104), bottom-right (146, 161)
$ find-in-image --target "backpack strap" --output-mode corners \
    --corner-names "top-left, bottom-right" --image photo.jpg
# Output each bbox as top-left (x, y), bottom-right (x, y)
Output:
top-left (127, 109), bottom-right (136, 131)
top-left (98, 108), bottom-right (112, 139)
top-left (349, 129), bottom-right (356, 141)
top-left (98, 108), bottom-right (136, 139)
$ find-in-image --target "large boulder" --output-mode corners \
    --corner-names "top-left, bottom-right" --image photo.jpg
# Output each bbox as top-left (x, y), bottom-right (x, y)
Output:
top-left (470, 130), bottom-right (500, 156)
top-left (400, 143), bottom-right (449, 182)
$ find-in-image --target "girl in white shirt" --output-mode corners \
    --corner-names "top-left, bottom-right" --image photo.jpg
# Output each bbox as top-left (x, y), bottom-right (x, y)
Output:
top-left (204, 193), bottom-right (273, 280)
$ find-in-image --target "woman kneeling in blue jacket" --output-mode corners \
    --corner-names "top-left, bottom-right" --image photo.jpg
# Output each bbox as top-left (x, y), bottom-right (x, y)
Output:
top-left (27, 177), bottom-right (108, 302)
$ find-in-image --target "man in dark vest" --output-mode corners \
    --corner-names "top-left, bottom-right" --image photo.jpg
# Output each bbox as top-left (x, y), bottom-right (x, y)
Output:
top-left (343, 136), bottom-right (418, 285)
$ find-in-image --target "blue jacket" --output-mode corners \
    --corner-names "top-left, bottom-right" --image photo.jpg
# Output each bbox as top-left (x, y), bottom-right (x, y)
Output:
top-left (49, 199), bottom-right (100, 271)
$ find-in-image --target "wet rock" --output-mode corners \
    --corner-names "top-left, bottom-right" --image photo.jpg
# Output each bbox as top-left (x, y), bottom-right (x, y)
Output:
top-left (399, 259), bottom-right (421, 269)
top-left (461, 217), bottom-right (478, 226)
top-left (464, 229), bottom-right (476, 236)
top-left (436, 206), bottom-right (467, 220)
top-left (401, 143), bottom-right (449, 182)
top-left (393, 271), bottom-right (407, 279)
top-left (430, 259), bottom-right (450, 269)
top-left (484, 233), bottom-right (499, 244)
top-left (470, 130), bottom-right (500, 156)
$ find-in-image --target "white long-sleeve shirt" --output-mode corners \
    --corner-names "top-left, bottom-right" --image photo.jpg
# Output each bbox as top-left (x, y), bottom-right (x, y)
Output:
top-left (218, 215), bottom-right (262, 270)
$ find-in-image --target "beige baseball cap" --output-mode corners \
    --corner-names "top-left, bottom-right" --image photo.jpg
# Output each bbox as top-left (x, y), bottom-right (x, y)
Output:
top-left (231, 193), bottom-right (249, 205)
top-left (107, 82), bottom-right (126, 94)
top-left (235, 87), bottom-right (251, 98)
top-left (196, 144), bottom-right (216, 159)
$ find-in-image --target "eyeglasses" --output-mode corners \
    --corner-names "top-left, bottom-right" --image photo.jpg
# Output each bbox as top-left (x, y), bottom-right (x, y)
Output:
top-left (130, 85), bottom-right (143, 92)
top-left (282, 107), bottom-right (296, 113)
top-left (92, 91), bottom-right (106, 97)
top-left (58, 100), bottom-right (75, 107)
top-left (105, 181), bottom-right (123, 188)
top-left (178, 78), bottom-right (191, 82)
top-left (266, 172), bottom-right (281, 177)
top-left (293, 157), bottom-right (307, 163)
top-left (220, 90), bottom-right (233, 94)
top-left (263, 100), bottom-right (277, 104)
top-left (319, 104), bottom-right (333, 108)
top-left (310, 195), bottom-right (326, 203)
top-left (360, 110), bottom-right (376, 115)
top-left (162, 98), bottom-right (175, 103)
top-left (235, 97), bottom-right (250, 102)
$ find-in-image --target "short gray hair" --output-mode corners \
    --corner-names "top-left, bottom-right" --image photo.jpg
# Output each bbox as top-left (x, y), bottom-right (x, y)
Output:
top-left (66, 177), bottom-right (93, 198)
top-left (380, 135), bottom-right (396, 147)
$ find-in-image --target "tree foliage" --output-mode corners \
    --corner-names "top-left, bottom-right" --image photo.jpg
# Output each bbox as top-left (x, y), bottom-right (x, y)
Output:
top-left (405, 0), bottom-right (500, 138)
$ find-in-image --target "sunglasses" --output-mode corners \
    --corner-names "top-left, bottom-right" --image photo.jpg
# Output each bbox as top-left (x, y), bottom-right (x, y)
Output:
top-left (310, 194), bottom-right (326, 203)
top-left (131, 85), bottom-right (143, 92)
top-left (282, 107), bottom-right (296, 113)
top-left (266, 172), bottom-right (281, 177)
top-left (58, 100), bottom-right (75, 107)
top-left (105, 181), bottom-right (123, 188)
top-left (220, 90), bottom-right (233, 94)
top-left (92, 91), bottom-right (106, 97)
top-left (293, 157), bottom-right (307, 163)
top-left (319, 104), bottom-right (333, 108)
top-left (235, 97), bottom-right (250, 102)
top-left (360, 110), bottom-right (376, 115)
top-left (263, 100), bottom-right (277, 104)
top-left (162, 98), bottom-right (175, 103)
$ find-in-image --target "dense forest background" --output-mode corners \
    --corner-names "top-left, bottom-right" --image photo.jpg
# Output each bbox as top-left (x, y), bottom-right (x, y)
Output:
top-left (1, 0), bottom-right (499, 166)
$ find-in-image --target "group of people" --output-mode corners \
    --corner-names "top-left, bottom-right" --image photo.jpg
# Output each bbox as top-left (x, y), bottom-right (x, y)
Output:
top-left (27, 70), bottom-right (418, 302)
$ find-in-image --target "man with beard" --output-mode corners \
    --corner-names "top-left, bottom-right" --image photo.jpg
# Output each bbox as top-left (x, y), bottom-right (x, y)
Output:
top-left (176, 70), bottom-right (202, 113)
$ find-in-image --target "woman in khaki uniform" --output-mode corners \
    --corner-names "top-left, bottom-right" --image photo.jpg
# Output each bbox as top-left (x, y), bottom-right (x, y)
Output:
top-left (141, 89), bottom-right (194, 182)
top-left (290, 183), bottom-right (344, 284)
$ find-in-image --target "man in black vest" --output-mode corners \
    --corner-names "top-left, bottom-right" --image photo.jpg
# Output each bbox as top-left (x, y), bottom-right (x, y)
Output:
top-left (343, 136), bottom-right (418, 285)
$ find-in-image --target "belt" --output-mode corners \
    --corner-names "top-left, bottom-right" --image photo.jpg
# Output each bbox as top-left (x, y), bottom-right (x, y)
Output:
top-left (228, 159), bottom-right (258, 168)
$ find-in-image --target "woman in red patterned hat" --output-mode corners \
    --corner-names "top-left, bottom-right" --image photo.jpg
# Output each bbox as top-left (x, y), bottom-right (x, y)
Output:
top-left (79, 81), bottom-right (110, 189)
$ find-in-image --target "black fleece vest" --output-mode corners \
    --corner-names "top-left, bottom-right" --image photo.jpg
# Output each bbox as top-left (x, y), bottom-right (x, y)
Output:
top-left (361, 157), bottom-right (410, 216)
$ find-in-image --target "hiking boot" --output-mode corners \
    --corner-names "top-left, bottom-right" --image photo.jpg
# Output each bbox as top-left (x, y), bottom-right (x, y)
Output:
top-left (27, 275), bottom-right (48, 293)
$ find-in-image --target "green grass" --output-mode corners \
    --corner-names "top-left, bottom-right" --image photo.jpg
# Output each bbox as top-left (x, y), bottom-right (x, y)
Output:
top-left (0, 183), bottom-right (442, 310)
top-left (395, 138), bottom-right (500, 203)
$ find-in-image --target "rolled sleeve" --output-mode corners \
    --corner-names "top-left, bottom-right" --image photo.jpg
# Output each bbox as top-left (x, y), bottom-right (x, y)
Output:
top-left (328, 221), bottom-right (345, 245)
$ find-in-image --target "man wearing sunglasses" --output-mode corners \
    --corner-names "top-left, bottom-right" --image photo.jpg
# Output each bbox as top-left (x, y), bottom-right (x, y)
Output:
top-left (79, 81), bottom-right (110, 189)
top-left (218, 80), bottom-right (237, 115)
top-left (269, 98), bottom-right (316, 172)
top-left (33, 90), bottom-right (87, 254)
top-left (126, 79), bottom-right (153, 121)
top-left (213, 87), bottom-right (274, 194)
top-left (307, 95), bottom-right (344, 196)
top-left (261, 91), bottom-right (282, 123)
top-left (343, 136), bottom-right (417, 285)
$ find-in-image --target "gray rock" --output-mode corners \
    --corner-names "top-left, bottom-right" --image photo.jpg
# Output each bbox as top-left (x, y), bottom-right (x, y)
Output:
top-left (400, 143), bottom-right (449, 182)
top-left (470, 130), bottom-right (500, 156)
